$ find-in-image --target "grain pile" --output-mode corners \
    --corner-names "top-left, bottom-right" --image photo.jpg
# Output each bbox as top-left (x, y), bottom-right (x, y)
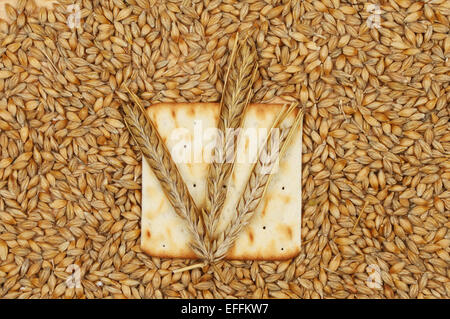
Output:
top-left (0, 0), bottom-right (449, 299)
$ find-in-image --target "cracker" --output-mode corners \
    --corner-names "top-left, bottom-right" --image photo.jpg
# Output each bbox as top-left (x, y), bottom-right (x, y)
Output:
top-left (141, 103), bottom-right (302, 260)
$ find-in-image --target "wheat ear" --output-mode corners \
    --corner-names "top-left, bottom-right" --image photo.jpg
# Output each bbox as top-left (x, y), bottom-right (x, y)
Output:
top-left (204, 35), bottom-right (258, 241)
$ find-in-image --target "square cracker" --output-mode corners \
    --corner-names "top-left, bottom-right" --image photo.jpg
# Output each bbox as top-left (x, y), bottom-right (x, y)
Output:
top-left (141, 103), bottom-right (302, 260)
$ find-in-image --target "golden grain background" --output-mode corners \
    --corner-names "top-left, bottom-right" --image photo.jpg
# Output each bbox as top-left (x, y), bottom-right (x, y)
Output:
top-left (0, 0), bottom-right (449, 299)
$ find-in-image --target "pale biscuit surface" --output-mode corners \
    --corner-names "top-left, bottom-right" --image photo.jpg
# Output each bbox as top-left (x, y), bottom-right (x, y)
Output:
top-left (141, 103), bottom-right (302, 260)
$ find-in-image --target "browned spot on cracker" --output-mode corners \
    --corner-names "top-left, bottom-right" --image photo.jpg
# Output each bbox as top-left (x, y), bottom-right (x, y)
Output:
top-left (252, 103), bottom-right (283, 121)
top-left (282, 194), bottom-right (292, 204)
top-left (248, 229), bottom-right (254, 243)
top-left (276, 194), bottom-right (292, 205)
top-left (244, 136), bottom-right (249, 153)
top-left (276, 224), bottom-right (293, 240)
top-left (285, 225), bottom-right (293, 240)
top-left (188, 104), bottom-right (195, 117)
top-left (141, 244), bottom-right (197, 259)
top-left (261, 195), bottom-right (270, 217)
top-left (255, 104), bottom-right (268, 120)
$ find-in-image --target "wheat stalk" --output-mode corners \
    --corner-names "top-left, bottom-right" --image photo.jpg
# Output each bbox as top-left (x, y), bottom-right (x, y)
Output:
top-left (204, 35), bottom-right (259, 242)
top-left (121, 89), bottom-right (211, 261)
top-left (212, 105), bottom-right (304, 262)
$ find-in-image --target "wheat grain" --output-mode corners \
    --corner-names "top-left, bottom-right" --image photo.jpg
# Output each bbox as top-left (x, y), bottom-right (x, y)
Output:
top-left (0, 0), bottom-right (448, 300)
